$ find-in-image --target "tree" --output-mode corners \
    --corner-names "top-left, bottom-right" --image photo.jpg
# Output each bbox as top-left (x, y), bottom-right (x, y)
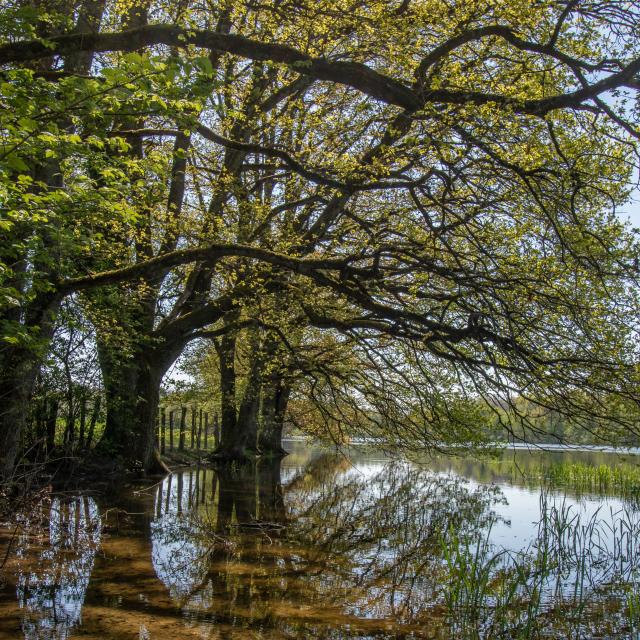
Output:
top-left (1, 0), bottom-right (639, 479)
top-left (0, 0), bottom-right (108, 478)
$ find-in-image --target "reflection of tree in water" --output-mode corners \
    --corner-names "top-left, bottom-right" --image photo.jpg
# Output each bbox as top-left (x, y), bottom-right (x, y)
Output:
top-left (151, 461), bottom-right (282, 618)
top-left (149, 456), bottom-right (503, 636)
top-left (14, 496), bottom-right (101, 640)
top-left (150, 468), bottom-right (212, 603)
top-left (285, 458), bottom-right (504, 622)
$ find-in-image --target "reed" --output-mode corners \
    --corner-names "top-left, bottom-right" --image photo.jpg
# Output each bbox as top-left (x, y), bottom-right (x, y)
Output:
top-left (628, 585), bottom-right (640, 636)
top-left (437, 492), bottom-right (640, 638)
top-left (541, 462), bottom-right (640, 499)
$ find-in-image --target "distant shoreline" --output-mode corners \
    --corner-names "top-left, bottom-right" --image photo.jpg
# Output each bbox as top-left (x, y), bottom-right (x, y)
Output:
top-left (494, 442), bottom-right (640, 455)
top-left (282, 436), bottom-right (640, 455)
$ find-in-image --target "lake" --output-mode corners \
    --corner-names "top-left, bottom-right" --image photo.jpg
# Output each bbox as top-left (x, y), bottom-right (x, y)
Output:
top-left (1, 441), bottom-right (640, 639)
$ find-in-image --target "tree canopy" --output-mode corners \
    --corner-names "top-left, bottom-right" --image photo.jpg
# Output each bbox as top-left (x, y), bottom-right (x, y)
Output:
top-left (1, 0), bottom-right (639, 478)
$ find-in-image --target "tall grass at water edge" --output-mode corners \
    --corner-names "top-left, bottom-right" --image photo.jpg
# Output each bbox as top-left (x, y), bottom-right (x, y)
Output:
top-left (439, 492), bottom-right (640, 639)
top-left (541, 463), bottom-right (640, 500)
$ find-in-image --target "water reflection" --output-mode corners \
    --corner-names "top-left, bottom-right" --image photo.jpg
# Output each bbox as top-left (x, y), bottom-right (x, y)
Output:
top-left (146, 456), bottom-right (503, 636)
top-left (3, 446), bottom-right (639, 639)
top-left (12, 496), bottom-right (101, 640)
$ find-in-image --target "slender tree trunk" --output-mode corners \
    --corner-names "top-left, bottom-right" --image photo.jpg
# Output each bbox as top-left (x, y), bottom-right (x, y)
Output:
top-left (203, 412), bottom-right (208, 449)
top-left (160, 407), bottom-right (166, 454)
top-left (78, 392), bottom-right (87, 448)
top-left (179, 406), bottom-right (186, 451)
top-left (64, 391), bottom-right (75, 450)
top-left (46, 397), bottom-right (59, 453)
top-left (62, 329), bottom-right (76, 450)
top-left (86, 395), bottom-right (100, 449)
top-left (33, 394), bottom-right (48, 458)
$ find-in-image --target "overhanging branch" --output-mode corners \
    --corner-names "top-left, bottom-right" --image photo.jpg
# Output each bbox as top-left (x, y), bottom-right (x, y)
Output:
top-left (2, 24), bottom-right (638, 117)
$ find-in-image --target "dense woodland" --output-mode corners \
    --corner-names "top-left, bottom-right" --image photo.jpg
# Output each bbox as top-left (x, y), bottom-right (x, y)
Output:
top-left (1, 0), bottom-right (640, 483)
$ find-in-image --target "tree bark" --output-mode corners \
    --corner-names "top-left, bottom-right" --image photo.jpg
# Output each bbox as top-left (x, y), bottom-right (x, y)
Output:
top-left (238, 351), bottom-right (262, 453)
top-left (95, 342), bottom-right (140, 463)
top-left (0, 349), bottom-right (40, 480)
top-left (33, 392), bottom-right (48, 458)
top-left (258, 374), bottom-right (290, 457)
top-left (46, 396), bottom-right (60, 454)
top-left (210, 322), bottom-right (249, 462)
top-left (85, 395), bottom-right (100, 449)
top-left (98, 362), bottom-right (170, 474)
top-left (64, 389), bottom-right (75, 450)
top-left (160, 407), bottom-right (166, 454)
top-left (134, 360), bottom-right (170, 475)
top-left (178, 406), bottom-right (187, 451)
top-left (78, 392), bottom-right (87, 448)
top-left (94, 341), bottom-right (170, 474)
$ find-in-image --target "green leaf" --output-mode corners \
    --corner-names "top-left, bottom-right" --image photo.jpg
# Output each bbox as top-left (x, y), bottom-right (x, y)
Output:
top-left (5, 155), bottom-right (29, 172)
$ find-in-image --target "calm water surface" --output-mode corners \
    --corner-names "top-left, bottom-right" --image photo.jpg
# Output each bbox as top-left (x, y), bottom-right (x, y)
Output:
top-left (1, 442), bottom-right (639, 639)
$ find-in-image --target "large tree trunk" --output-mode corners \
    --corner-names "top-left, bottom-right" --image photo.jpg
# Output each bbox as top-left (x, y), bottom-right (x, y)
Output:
top-left (94, 342), bottom-right (141, 466)
top-left (237, 344), bottom-right (262, 454)
top-left (210, 321), bottom-right (248, 462)
top-left (95, 339), bottom-right (173, 475)
top-left (258, 374), bottom-right (291, 457)
top-left (0, 349), bottom-right (40, 481)
top-left (134, 359), bottom-right (170, 475)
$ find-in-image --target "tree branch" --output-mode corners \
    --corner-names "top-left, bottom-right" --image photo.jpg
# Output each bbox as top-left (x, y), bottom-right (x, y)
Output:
top-left (2, 24), bottom-right (637, 117)
top-left (56, 242), bottom-right (371, 294)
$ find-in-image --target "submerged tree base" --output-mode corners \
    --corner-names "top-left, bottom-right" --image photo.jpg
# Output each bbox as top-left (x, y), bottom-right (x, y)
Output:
top-left (145, 449), bottom-right (171, 476)
top-left (208, 446), bottom-right (255, 464)
top-left (207, 445), bottom-right (289, 465)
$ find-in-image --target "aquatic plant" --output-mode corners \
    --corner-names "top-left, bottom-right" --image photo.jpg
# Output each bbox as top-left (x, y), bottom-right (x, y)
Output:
top-left (627, 581), bottom-right (640, 637)
top-left (437, 492), bottom-right (640, 639)
top-left (541, 463), bottom-right (640, 500)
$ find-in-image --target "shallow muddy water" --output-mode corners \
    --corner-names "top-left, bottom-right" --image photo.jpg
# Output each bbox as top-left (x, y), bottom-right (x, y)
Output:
top-left (1, 443), bottom-right (640, 639)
